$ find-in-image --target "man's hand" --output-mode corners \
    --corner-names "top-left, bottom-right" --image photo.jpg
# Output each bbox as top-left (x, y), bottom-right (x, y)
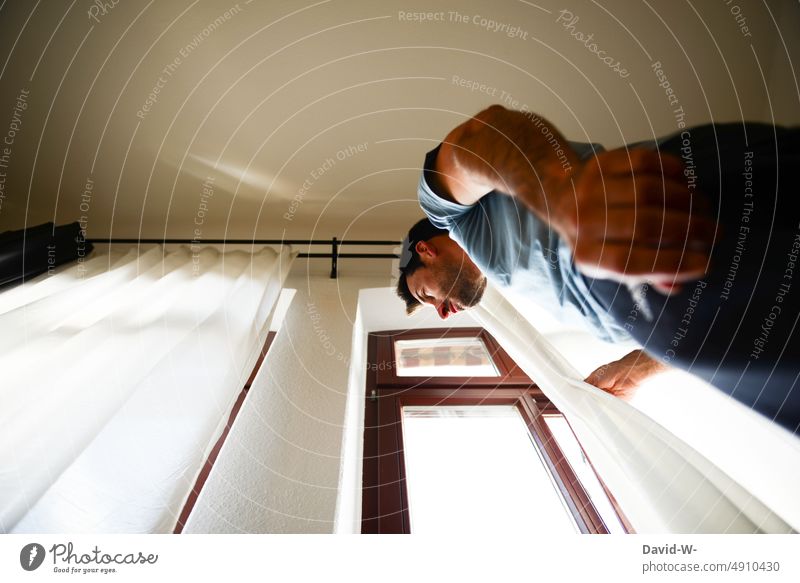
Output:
top-left (549, 148), bottom-right (717, 295)
top-left (584, 349), bottom-right (668, 400)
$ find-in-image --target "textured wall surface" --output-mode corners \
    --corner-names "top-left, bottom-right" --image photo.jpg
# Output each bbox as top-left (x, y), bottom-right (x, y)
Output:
top-left (183, 273), bottom-right (371, 533)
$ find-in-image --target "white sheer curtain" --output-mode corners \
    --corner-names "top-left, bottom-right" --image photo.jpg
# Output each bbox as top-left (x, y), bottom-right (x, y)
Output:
top-left (0, 244), bottom-right (293, 533)
top-left (475, 284), bottom-right (797, 533)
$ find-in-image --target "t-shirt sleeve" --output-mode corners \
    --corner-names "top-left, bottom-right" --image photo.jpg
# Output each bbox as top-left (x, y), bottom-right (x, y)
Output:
top-left (417, 145), bottom-right (474, 231)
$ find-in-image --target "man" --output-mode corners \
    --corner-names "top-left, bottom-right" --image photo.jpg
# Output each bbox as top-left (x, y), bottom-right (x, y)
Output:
top-left (397, 105), bottom-right (800, 432)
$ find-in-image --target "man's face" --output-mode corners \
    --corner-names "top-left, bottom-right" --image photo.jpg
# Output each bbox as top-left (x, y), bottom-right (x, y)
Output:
top-left (406, 239), bottom-right (487, 319)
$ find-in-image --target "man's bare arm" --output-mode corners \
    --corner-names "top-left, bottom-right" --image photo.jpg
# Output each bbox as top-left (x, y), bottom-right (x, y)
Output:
top-left (433, 105), bottom-right (717, 290)
top-left (435, 105), bottom-right (573, 208)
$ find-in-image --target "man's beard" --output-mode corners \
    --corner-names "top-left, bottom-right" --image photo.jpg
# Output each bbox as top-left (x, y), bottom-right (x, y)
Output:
top-left (439, 262), bottom-right (487, 309)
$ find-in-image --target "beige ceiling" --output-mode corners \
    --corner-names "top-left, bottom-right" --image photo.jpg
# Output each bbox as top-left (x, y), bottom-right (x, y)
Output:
top-left (0, 0), bottom-right (797, 241)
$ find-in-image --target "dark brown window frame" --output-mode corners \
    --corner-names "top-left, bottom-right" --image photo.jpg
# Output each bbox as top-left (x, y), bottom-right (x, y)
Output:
top-left (376, 327), bottom-right (531, 387)
top-left (362, 328), bottom-right (628, 534)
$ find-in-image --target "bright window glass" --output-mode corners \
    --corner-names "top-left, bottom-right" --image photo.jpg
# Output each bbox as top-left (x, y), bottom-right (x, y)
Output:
top-left (394, 337), bottom-right (500, 377)
top-left (401, 405), bottom-right (578, 534)
top-left (543, 415), bottom-right (626, 533)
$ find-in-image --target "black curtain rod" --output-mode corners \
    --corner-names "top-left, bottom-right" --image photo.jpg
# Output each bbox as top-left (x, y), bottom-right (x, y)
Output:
top-left (301, 253), bottom-right (398, 258)
top-left (87, 237), bottom-right (402, 279)
top-left (88, 238), bottom-right (400, 246)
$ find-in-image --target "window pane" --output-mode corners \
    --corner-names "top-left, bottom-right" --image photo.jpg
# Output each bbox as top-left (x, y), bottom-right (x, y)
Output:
top-left (401, 405), bottom-right (578, 534)
top-left (394, 337), bottom-right (500, 377)
top-left (543, 415), bottom-right (626, 533)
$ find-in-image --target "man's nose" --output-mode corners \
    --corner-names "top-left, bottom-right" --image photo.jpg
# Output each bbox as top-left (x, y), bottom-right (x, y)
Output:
top-left (435, 301), bottom-right (449, 319)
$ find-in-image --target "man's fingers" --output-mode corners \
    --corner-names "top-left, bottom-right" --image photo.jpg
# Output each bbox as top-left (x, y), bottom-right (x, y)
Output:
top-left (585, 367), bottom-right (615, 389)
top-left (560, 145), bottom-right (716, 287)
top-left (598, 383), bottom-right (634, 400)
top-left (651, 280), bottom-right (684, 295)
top-left (591, 148), bottom-right (685, 180)
top-left (584, 209), bottom-right (717, 249)
top-left (576, 158), bottom-right (710, 217)
top-left (574, 243), bottom-right (709, 281)
top-left (587, 376), bottom-right (614, 390)
top-left (600, 175), bottom-right (693, 210)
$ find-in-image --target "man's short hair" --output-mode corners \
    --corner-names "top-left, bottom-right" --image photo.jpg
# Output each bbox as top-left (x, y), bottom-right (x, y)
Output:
top-left (396, 218), bottom-right (449, 314)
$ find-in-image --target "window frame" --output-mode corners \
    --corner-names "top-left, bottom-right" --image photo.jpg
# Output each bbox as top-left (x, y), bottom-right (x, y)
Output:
top-left (375, 327), bottom-right (531, 387)
top-left (362, 329), bottom-right (628, 534)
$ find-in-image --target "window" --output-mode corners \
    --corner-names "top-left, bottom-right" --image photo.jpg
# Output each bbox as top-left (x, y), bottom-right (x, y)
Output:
top-left (401, 405), bottom-right (577, 534)
top-left (361, 328), bottom-right (630, 534)
top-left (394, 337), bottom-right (500, 377)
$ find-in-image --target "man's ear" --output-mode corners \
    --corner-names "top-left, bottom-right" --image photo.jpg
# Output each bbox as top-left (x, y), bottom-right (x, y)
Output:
top-left (415, 240), bottom-right (437, 259)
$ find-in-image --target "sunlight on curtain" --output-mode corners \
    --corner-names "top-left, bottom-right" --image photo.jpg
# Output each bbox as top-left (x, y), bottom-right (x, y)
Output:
top-left (475, 284), bottom-right (797, 534)
top-left (0, 244), bottom-right (293, 533)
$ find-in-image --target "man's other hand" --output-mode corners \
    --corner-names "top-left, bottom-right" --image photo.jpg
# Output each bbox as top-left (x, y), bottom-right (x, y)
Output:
top-left (584, 349), bottom-right (668, 400)
top-left (551, 148), bottom-right (717, 295)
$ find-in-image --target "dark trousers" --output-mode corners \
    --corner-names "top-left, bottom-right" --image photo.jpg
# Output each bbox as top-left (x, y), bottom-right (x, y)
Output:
top-left (586, 123), bottom-right (800, 433)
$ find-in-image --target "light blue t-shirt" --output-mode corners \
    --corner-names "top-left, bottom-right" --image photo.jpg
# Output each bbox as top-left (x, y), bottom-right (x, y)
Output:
top-left (417, 142), bottom-right (631, 343)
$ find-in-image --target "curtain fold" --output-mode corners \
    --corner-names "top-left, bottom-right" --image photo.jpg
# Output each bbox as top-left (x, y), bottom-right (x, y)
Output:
top-left (474, 284), bottom-right (795, 533)
top-left (0, 244), bottom-right (294, 533)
